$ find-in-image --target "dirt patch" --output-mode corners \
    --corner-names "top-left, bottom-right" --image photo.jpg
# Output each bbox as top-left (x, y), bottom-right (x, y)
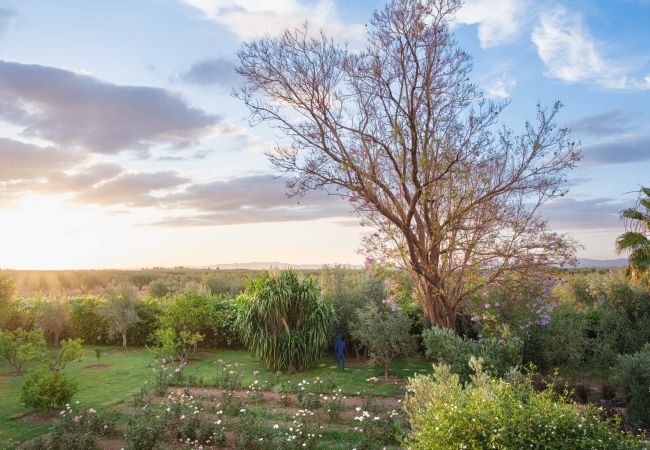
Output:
top-left (84, 364), bottom-right (111, 371)
top-left (1, 371), bottom-right (22, 377)
top-left (18, 410), bottom-right (60, 424)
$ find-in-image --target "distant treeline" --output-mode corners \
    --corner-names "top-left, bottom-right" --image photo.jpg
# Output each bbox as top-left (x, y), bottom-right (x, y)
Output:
top-left (5, 267), bottom-right (323, 296)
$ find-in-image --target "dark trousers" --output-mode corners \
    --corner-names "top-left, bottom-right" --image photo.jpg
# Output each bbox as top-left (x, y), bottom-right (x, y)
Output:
top-left (336, 354), bottom-right (344, 370)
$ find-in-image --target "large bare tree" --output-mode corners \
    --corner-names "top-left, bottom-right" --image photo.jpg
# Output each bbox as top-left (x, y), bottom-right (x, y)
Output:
top-left (236, 0), bottom-right (580, 329)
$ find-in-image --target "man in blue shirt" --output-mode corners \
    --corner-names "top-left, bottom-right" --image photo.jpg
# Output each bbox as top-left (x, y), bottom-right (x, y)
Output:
top-left (334, 335), bottom-right (347, 371)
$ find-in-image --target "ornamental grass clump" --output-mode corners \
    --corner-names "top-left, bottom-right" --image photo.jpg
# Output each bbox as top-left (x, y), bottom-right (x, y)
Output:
top-left (237, 271), bottom-right (334, 373)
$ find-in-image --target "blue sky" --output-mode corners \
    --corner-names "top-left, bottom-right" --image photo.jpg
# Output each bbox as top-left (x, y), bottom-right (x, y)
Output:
top-left (0, 0), bottom-right (648, 269)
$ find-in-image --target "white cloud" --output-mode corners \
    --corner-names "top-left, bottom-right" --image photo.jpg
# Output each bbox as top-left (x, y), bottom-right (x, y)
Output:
top-left (181, 0), bottom-right (365, 43)
top-left (532, 6), bottom-right (650, 90)
top-left (484, 74), bottom-right (517, 98)
top-left (453, 0), bottom-right (528, 48)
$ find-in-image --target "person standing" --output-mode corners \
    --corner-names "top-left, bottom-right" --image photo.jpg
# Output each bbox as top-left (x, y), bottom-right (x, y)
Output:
top-left (335, 335), bottom-right (347, 371)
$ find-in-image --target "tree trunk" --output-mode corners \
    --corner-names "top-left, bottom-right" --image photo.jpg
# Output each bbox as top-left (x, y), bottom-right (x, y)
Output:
top-left (122, 331), bottom-right (127, 350)
top-left (384, 362), bottom-right (389, 380)
top-left (54, 332), bottom-right (60, 347)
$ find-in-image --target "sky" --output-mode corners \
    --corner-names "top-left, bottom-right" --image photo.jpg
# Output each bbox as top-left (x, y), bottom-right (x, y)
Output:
top-left (0, 0), bottom-right (648, 269)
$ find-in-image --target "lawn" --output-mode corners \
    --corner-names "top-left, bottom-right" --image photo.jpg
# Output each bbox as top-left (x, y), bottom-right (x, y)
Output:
top-left (0, 346), bottom-right (432, 446)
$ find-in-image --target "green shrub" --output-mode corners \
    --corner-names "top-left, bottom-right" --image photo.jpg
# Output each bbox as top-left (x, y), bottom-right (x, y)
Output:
top-left (422, 326), bottom-right (521, 381)
top-left (21, 369), bottom-right (79, 410)
top-left (159, 293), bottom-right (240, 348)
top-left (237, 271), bottom-right (334, 372)
top-left (404, 359), bottom-right (645, 449)
top-left (68, 297), bottom-right (112, 345)
top-left (611, 343), bottom-right (650, 427)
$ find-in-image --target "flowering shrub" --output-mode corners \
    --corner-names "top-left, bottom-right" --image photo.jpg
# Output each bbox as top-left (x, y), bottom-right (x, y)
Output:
top-left (422, 326), bottom-right (521, 381)
top-left (404, 358), bottom-right (645, 450)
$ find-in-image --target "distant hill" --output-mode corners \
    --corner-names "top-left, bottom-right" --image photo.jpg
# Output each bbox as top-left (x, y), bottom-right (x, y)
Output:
top-left (576, 258), bottom-right (627, 268)
top-left (198, 262), bottom-right (363, 270)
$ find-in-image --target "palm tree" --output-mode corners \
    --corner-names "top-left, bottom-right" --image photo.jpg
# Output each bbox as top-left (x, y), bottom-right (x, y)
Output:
top-left (616, 187), bottom-right (650, 281)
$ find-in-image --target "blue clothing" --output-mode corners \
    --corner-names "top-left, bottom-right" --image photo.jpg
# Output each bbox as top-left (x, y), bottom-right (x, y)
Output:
top-left (335, 337), bottom-right (346, 370)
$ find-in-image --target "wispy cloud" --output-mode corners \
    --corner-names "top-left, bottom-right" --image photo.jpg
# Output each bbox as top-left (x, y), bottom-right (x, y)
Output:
top-left (570, 109), bottom-right (636, 137)
top-left (541, 197), bottom-right (629, 230)
top-left (150, 174), bottom-right (352, 226)
top-left (453, 0), bottom-right (528, 48)
top-left (0, 7), bottom-right (13, 38)
top-left (532, 6), bottom-right (650, 90)
top-left (0, 138), bottom-right (83, 182)
top-left (179, 56), bottom-right (240, 88)
top-left (0, 60), bottom-right (220, 155)
top-left (181, 0), bottom-right (365, 43)
top-left (483, 73), bottom-right (517, 98)
top-left (581, 134), bottom-right (650, 165)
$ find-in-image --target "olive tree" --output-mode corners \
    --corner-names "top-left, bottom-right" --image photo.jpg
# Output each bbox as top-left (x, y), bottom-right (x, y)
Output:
top-left (36, 297), bottom-right (71, 346)
top-left (236, 0), bottom-right (579, 329)
top-left (350, 303), bottom-right (417, 379)
top-left (98, 282), bottom-right (140, 349)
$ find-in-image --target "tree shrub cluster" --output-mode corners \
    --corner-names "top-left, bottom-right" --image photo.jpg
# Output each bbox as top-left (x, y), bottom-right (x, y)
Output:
top-left (404, 359), bottom-right (645, 449)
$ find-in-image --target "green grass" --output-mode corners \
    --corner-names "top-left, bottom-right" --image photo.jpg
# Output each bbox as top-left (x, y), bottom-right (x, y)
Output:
top-left (0, 346), bottom-right (432, 444)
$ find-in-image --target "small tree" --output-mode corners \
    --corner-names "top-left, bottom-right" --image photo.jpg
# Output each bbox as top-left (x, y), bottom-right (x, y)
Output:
top-left (98, 282), bottom-right (140, 350)
top-left (0, 328), bottom-right (47, 375)
top-left (238, 271), bottom-right (335, 372)
top-left (49, 338), bottom-right (84, 371)
top-left (36, 297), bottom-right (71, 346)
top-left (0, 270), bottom-right (15, 312)
top-left (350, 303), bottom-right (417, 379)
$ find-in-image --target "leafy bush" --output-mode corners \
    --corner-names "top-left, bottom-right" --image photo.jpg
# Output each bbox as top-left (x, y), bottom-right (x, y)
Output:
top-left (611, 343), bottom-right (650, 427)
top-left (350, 303), bottom-right (417, 378)
top-left (0, 269), bottom-right (16, 312)
top-left (319, 265), bottom-right (385, 355)
top-left (68, 297), bottom-right (112, 345)
top-left (0, 328), bottom-right (47, 374)
top-left (21, 369), bottom-right (79, 410)
top-left (159, 292), bottom-right (241, 348)
top-left (404, 359), bottom-right (645, 449)
top-left (238, 271), bottom-right (335, 372)
top-left (422, 326), bottom-right (521, 381)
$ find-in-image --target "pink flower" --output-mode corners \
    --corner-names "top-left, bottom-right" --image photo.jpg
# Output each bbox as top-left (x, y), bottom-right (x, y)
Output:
top-left (482, 315), bottom-right (488, 320)
top-left (484, 303), bottom-right (490, 309)
top-left (73, 416), bottom-right (82, 422)
top-left (88, 408), bottom-right (96, 414)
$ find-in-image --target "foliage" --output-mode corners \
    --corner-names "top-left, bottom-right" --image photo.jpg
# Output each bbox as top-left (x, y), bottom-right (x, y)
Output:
top-left (237, 271), bottom-right (335, 372)
top-left (422, 326), bottom-right (521, 381)
top-left (319, 265), bottom-right (386, 355)
top-left (68, 297), bottom-right (111, 345)
top-left (97, 282), bottom-right (140, 349)
top-left (616, 186), bottom-right (650, 282)
top-left (350, 303), bottom-right (417, 378)
top-left (49, 338), bottom-right (84, 371)
top-left (150, 326), bottom-right (203, 363)
top-left (0, 328), bottom-right (47, 374)
top-left (404, 358), bottom-right (645, 449)
top-left (35, 297), bottom-right (71, 346)
top-left (0, 270), bottom-right (16, 313)
top-left (611, 343), bottom-right (650, 427)
top-left (160, 292), bottom-right (241, 348)
top-left (20, 369), bottom-right (79, 411)
top-left (47, 403), bottom-right (118, 450)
